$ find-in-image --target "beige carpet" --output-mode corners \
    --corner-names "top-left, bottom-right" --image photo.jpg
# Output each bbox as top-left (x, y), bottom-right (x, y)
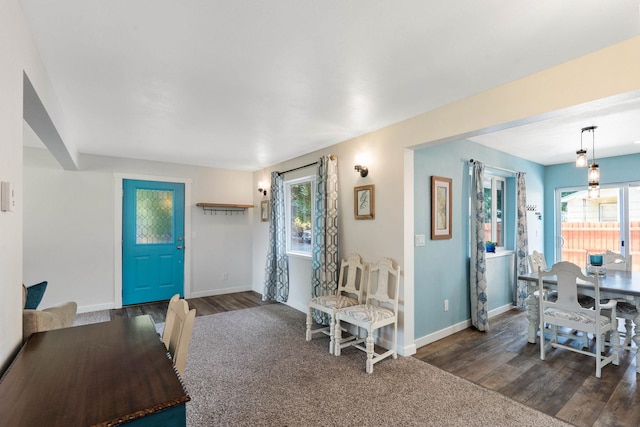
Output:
top-left (183, 304), bottom-right (570, 427)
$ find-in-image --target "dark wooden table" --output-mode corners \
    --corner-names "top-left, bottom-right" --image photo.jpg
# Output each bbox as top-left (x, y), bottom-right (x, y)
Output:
top-left (519, 269), bottom-right (640, 372)
top-left (0, 315), bottom-right (189, 426)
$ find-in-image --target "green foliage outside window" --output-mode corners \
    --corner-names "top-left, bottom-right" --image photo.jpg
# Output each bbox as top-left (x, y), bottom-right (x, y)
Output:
top-left (291, 182), bottom-right (312, 236)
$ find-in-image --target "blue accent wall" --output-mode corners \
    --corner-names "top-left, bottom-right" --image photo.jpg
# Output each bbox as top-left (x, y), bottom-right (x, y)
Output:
top-left (413, 139), bottom-right (544, 339)
top-left (544, 153), bottom-right (640, 263)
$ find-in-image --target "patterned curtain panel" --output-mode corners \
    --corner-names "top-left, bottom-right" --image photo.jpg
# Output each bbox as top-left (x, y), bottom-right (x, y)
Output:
top-left (263, 171), bottom-right (289, 302)
top-left (470, 162), bottom-right (489, 331)
top-left (515, 172), bottom-right (530, 308)
top-left (311, 155), bottom-right (340, 325)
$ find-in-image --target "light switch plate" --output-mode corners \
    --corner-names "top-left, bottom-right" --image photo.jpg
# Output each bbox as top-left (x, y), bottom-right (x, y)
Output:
top-left (1, 181), bottom-right (14, 212)
top-left (415, 234), bottom-right (426, 246)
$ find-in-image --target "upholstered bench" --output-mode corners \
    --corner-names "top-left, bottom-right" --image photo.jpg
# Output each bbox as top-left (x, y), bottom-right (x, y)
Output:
top-left (22, 283), bottom-right (77, 341)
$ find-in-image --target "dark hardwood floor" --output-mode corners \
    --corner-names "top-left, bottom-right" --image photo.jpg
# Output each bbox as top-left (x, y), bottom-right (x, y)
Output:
top-left (109, 291), bottom-right (274, 324)
top-left (110, 292), bottom-right (639, 426)
top-left (415, 309), bottom-right (640, 427)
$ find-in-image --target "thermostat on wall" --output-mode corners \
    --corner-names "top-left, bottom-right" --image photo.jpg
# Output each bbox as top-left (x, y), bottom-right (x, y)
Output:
top-left (1, 181), bottom-right (15, 212)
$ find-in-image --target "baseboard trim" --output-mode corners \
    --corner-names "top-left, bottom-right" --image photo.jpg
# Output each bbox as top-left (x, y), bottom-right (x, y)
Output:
top-left (190, 286), bottom-right (253, 298)
top-left (415, 303), bottom-right (515, 349)
top-left (77, 303), bottom-right (115, 314)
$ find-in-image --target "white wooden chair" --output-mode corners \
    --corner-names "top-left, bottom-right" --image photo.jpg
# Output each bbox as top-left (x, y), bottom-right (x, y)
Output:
top-left (306, 253), bottom-right (366, 355)
top-left (528, 250), bottom-right (547, 274)
top-left (530, 250), bottom-right (594, 307)
top-left (529, 251), bottom-right (594, 347)
top-left (538, 261), bottom-right (620, 378)
top-left (602, 251), bottom-right (636, 350)
top-left (528, 251), bottom-right (557, 302)
top-left (163, 294), bottom-right (196, 377)
top-left (334, 258), bottom-right (400, 374)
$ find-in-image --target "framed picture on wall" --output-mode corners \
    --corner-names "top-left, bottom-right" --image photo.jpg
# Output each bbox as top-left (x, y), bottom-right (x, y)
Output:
top-left (260, 200), bottom-right (270, 222)
top-left (431, 176), bottom-right (452, 239)
top-left (354, 185), bottom-right (375, 220)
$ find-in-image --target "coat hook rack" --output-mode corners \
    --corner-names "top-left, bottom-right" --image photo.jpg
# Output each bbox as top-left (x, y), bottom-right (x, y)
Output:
top-left (196, 203), bottom-right (254, 215)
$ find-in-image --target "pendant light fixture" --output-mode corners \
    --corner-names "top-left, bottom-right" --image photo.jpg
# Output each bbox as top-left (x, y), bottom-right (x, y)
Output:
top-left (583, 126), bottom-right (600, 198)
top-left (576, 127), bottom-right (588, 167)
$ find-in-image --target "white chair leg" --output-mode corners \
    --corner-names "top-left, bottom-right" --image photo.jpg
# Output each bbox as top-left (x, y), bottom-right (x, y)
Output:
top-left (334, 319), bottom-right (342, 356)
top-left (392, 322), bottom-right (398, 359)
top-left (595, 334), bottom-right (602, 378)
top-left (329, 318), bottom-right (335, 355)
top-left (366, 332), bottom-right (374, 374)
top-left (539, 321), bottom-right (546, 361)
top-left (624, 319), bottom-right (634, 348)
top-left (612, 329), bottom-right (620, 366)
top-left (305, 308), bottom-right (313, 341)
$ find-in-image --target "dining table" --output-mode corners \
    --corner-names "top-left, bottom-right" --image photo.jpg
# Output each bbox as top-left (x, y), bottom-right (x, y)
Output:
top-left (0, 315), bottom-right (190, 426)
top-left (518, 268), bottom-right (640, 373)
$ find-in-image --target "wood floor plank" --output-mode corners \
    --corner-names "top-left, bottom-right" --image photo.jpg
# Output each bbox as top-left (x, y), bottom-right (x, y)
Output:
top-left (556, 391), bottom-right (607, 427)
top-left (593, 367), bottom-right (640, 427)
top-left (111, 291), bottom-right (270, 322)
top-left (416, 308), bottom-right (639, 426)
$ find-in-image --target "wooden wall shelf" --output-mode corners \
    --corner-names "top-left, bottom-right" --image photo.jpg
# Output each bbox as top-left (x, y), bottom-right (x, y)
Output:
top-left (196, 203), bottom-right (254, 215)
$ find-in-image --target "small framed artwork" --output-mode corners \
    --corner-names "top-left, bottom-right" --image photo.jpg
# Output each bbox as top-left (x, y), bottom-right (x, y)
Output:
top-left (431, 176), bottom-right (452, 239)
top-left (354, 185), bottom-right (375, 220)
top-left (260, 200), bottom-right (270, 222)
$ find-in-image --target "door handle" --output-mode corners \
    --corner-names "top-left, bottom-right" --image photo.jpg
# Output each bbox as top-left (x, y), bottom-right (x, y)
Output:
top-left (177, 245), bottom-right (183, 250)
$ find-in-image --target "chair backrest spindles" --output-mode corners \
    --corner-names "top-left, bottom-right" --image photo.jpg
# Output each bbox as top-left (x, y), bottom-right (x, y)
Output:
top-left (162, 294), bottom-right (180, 348)
top-left (528, 250), bottom-right (547, 274)
top-left (603, 250), bottom-right (631, 271)
top-left (337, 253), bottom-right (366, 302)
top-left (163, 294), bottom-right (196, 377)
top-left (365, 258), bottom-right (400, 311)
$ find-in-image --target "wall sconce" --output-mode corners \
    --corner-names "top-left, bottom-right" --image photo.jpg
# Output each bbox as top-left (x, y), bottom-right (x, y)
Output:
top-left (257, 181), bottom-right (267, 196)
top-left (354, 165), bottom-right (368, 177)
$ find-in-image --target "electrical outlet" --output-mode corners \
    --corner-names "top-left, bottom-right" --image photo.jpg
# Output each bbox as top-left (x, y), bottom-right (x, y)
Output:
top-left (444, 299), bottom-right (449, 311)
top-left (222, 272), bottom-right (228, 281)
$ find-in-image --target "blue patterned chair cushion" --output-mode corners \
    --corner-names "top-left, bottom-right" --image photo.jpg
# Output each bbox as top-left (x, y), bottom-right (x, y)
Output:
top-left (544, 307), bottom-right (611, 327)
top-left (616, 301), bottom-right (638, 315)
top-left (600, 299), bottom-right (637, 315)
top-left (310, 295), bottom-right (359, 310)
top-left (338, 304), bottom-right (394, 323)
top-left (577, 294), bottom-right (595, 308)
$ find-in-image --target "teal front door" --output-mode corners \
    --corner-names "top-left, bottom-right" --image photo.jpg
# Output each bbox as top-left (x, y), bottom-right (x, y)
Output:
top-left (123, 179), bottom-right (185, 305)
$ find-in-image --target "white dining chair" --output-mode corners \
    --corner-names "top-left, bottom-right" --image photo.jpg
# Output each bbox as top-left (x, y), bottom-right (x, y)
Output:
top-left (538, 261), bottom-right (619, 378)
top-left (334, 258), bottom-right (401, 374)
top-left (602, 251), bottom-right (636, 350)
top-left (306, 253), bottom-right (367, 355)
top-left (163, 294), bottom-right (196, 377)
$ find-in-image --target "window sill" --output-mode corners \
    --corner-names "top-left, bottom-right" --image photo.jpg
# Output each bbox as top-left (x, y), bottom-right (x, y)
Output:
top-left (486, 249), bottom-right (514, 259)
top-left (287, 251), bottom-right (312, 260)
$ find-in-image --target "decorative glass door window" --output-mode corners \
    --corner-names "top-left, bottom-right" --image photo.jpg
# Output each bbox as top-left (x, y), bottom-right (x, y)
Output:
top-left (135, 189), bottom-right (174, 244)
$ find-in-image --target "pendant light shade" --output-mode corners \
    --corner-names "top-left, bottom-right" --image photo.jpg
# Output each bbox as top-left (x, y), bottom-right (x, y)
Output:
top-left (588, 163), bottom-right (600, 185)
top-left (576, 128), bottom-right (588, 167)
top-left (581, 125), bottom-right (600, 197)
top-left (576, 148), bottom-right (588, 167)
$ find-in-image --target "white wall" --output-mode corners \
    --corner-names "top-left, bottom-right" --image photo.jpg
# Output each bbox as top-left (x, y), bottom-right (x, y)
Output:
top-left (23, 147), bottom-right (254, 312)
top-left (1, 0), bottom-right (75, 369)
top-left (251, 134), bottom-right (410, 352)
top-left (252, 36), bottom-right (640, 357)
top-left (0, 0), bottom-right (26, 368)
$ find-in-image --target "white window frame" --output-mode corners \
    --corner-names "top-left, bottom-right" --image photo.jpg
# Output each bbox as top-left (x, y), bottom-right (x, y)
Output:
top-left (284, 175), bottom-right (315, 258)
top-left (484, 174), bottom-right (506, 246)
top-left (555, 182), bottom-right (640, 262)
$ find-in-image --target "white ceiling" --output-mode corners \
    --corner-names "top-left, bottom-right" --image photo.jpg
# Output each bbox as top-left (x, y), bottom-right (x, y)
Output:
top-left (20, 1), bottom-right (640, 170)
